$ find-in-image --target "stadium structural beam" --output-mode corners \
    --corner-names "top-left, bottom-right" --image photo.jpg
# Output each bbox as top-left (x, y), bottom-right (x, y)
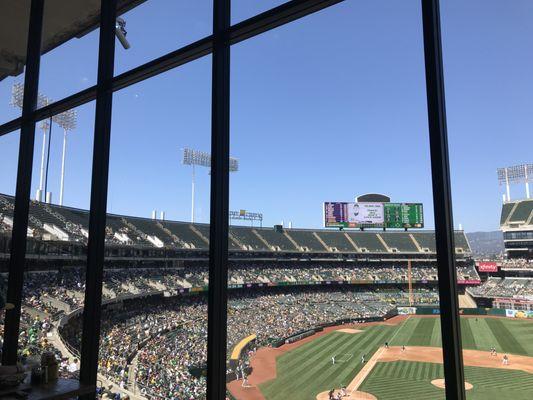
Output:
top-left (79, 0), bottom-right (117, 397)
top-left (207, 0), bottom-right (230, 398)
top-left (421, 1), bottom-right (466, 400)
top-left (0, 0), bottom-right (345, 137)
top-left (1, 0), bottom-right (44, 365)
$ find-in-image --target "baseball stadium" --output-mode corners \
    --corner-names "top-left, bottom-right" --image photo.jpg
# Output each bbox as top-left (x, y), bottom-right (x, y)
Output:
top-left (0, 193), bottom-right (532, 399)
top-left (2, 1), bottom-right (533, 400)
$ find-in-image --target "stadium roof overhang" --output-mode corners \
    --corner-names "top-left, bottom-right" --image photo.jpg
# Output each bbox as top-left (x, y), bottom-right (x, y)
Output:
top-left (0, 0), bottom-right (146, 81)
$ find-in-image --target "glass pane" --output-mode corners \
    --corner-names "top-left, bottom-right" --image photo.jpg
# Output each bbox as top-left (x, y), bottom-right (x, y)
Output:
top-left (0, 3), bottom-right (29, 124)
top-left (0, 130), bottom-right (20, 361)
top-left (37, 1), bottom-right (100, 102)
top-left (227, 2), bottom-right (450, 400)
top-left (232, 0), bottom-right (289, 25)
top-left (114, 0), bottom-right (212, 76)
top-left (97, 57), bottom-right (211, 399)
top-left (442, 2), bottom-right (533, 399)
top-left (18, 101), bottom-right (95, 382)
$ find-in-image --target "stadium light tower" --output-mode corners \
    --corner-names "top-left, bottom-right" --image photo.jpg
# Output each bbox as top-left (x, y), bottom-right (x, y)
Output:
top-left (54, 109), bottom-right (77, 206)
top-left (497, 163), bottom-right (533, 201)
top-left (11, 83), bottom-right (51, 202)
top-left (11, 83), bottom-right (77, 205)
top-left (182, 148), bottom-right (239, 223)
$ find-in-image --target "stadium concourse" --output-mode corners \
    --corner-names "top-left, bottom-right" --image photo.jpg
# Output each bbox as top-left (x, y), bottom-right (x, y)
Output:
top-left (0, 193), bottom-right (492, 399)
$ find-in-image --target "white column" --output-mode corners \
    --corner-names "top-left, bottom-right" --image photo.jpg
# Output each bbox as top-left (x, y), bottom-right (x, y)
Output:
top-left (525, 165), bottom-right (530, 199)
top-left (59, 129), bottom-right (67, 206)
top-left (191, 164), bottom-right (195, 223)
top-left (505, 168), bottom-right (511, 202)
top-left (38, 126), bottom-right (47, 201)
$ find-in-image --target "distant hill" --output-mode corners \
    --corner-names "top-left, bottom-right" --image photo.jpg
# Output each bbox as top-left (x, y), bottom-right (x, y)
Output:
top-left (466, 231), bottom-right (504, 258)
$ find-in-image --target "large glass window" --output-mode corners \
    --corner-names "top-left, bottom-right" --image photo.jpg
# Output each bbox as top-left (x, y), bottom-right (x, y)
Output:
top-left (20, 101), bottom-right (95, 382)
top-left (226, 2), bottom-right (450, 399)
top-left (0, 130), bottom-right (20, 361)
top-left (8, 1), bottom-right (530, 399)
top-left (113, 0), bottom-right (212, 76)
top-left (95, 57), bottom-right (212, 399)
top-left (442, 3), bottom-right (533, 398)
top-left (37, 2), bottom-right (101, 102)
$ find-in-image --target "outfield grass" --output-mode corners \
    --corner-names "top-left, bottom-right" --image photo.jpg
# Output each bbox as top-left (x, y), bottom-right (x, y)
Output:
top-left (258, 317), bottom-right (533, 400)
top-left (259, 325), bottom-right (397, 400)
top-left (390, 316), bottom-right (533, 356)
top-left (359, 361), bottom-right (533, 400)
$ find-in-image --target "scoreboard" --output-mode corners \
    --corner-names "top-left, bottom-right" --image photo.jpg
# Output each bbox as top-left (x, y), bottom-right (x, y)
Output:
top-left (383, 203), bottom-right (424, 228)
top-left (324, 202), bottom-right (423, 228)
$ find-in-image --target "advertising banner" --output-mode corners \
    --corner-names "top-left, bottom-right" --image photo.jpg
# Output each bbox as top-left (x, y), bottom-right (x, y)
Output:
top-left (505, 309), bottom-right (533, 319)
top-left (476, 261), bottom-right (499, 272)
top-left (397, 306), bottom-right (417, 315)
top-left (457, 279), bottom-right (481, 285)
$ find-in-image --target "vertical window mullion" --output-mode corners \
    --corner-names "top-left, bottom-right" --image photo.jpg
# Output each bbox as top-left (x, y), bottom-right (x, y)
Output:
top-left (207, 0), bottom-right (231, 399)
top-left (79, 0), bottom-right (117, 395)
top-left (1, 0), bottom-right (44, 365)
top-left (421, 1), bottom-right (466, 399)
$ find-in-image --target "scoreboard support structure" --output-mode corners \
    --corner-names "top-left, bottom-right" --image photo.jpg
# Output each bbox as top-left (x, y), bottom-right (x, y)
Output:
top-left (408, 260), bottom-right (413, 306)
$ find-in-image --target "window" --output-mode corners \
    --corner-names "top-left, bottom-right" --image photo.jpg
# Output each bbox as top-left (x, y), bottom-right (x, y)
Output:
top-left (3, 1), bottom-right (512, 399)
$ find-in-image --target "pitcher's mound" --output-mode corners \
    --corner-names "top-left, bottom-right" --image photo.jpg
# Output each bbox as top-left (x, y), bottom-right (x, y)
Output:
top-left (431, 379), bottom-right (473, 390)
top-left (338, 328), bottom-right (364, 334)
top-left (317, 390), bottom-right (377, 399)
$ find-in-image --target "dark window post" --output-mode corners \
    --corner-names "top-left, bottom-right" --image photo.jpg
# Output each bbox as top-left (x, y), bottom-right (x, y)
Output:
top-left (421, 1), bottom-right (466, 399)
top-left (207, 0), bottom-right (231, 399)
top-left (79, 0), bottom-right (117, 395)
top-left (1, 0), bottom-right (44, 365)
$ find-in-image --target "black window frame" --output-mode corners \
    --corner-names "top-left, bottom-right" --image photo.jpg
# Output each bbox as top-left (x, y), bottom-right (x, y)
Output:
top-left (1, 1), bottom-right (466, 399)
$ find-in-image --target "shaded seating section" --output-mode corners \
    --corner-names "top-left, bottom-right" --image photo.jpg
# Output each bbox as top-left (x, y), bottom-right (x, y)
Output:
top-left (508, 200), bottom-right (533, 223)
top-left (124, 216), bottom-right (174, 246)
top-left (453, 232), bottom-right (470, 253)
top-left (286, 229), bottom-right (327, 252)
top-left (193, 223), bottom-right (210, 240)
top-left (0, 193), bottom-right (473, 255)
top-left (194, 223), bottom-right (240, 250)
top-left (106, 215), bottom-right (151, 246)
top-left (229, 226), bottom-right (269, 251)
top-left (411, 232), bottom-right (436, 252)
top-left (317, 231), bottom-right (356, 252)
top-left (500, 202), bottom-right (515, 225)
top-left (254, 228), bottom-right (298, 251)
top-left (380, 232), bottom-right (418, 252)
top-left (346, 232), bottom-right (386, 252)
top-left (162, 221), bottom-right (207, 249)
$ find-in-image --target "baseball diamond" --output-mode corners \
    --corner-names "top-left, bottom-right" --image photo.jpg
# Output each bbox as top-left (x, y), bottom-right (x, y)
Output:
top-left (230, 316), bottom-right (533, 400)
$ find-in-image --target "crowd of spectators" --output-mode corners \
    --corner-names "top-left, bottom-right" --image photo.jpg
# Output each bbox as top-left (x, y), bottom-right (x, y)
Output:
top-left (1, 263), bottom-right (476, 309)
top-left (468, 277), bottom-right (533, 299)
top-left (500, 258), bottom-right (533, 270)
top-left (0, 262), bottom-right (464, 400)
top-left (56, 285), bottom-right (438, 400)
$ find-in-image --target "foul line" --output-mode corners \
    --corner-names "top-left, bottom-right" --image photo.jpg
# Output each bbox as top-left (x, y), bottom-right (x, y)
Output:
top-left (388, 315), bottom-right (410, 345)
top-left (348, 316), bottom-right (411, 395)
top-left (348, 347), bottom-right (385, 394)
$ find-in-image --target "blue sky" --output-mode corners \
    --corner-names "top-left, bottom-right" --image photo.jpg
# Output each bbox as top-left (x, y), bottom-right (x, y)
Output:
top-left (0, 0), bottom-right (532, 232)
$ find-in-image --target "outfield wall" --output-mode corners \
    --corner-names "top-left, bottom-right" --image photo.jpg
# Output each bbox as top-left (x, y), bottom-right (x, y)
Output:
top-left (398, 306), bottom-right (510, 317)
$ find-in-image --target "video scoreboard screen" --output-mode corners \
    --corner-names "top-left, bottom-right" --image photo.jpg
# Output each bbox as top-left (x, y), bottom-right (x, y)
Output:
top-left (324, 202), bottom-right (423, 228)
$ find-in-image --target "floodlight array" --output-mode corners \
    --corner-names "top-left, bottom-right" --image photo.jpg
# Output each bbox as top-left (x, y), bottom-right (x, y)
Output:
top-left (10, 82), bottom-right (24, 108)
top-left (53, 109), bottom-right (77, 131)
top-left (497, 163), bottom-right (533, 185)
top-left (182, 147), bottom-right (239, 172)
top-left (10, 83), bottom-right (77, 131)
